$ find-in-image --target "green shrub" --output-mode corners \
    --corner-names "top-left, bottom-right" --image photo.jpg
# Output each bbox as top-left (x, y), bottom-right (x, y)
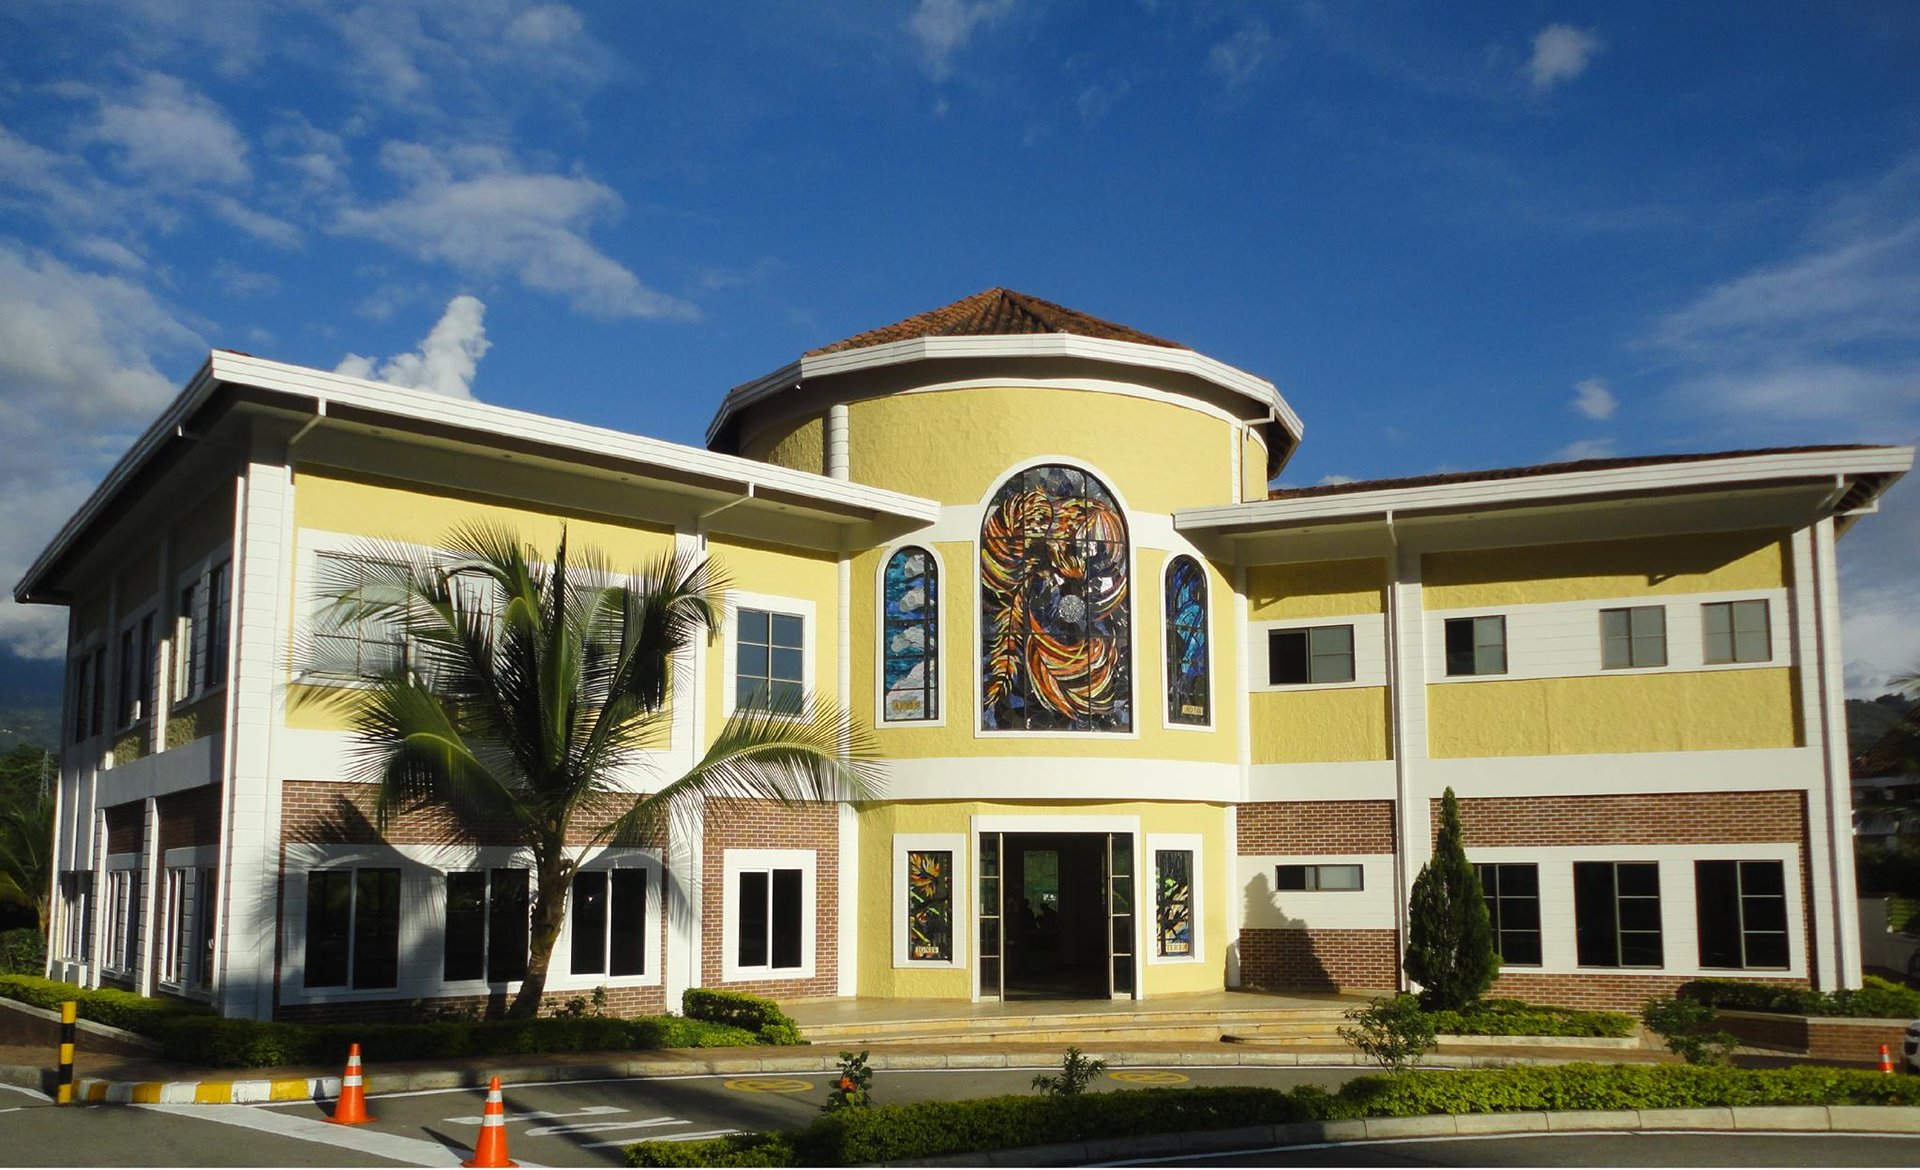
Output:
top-left (1641, 996), bottom-right (1738, 1065)
top-left (624, 1064), bottom-right (1920, 1167)
top-left (1681, 975), bottom-right (1920, 1019)
top-left (682, 988), bottom-right (804, 1045)
top-left (0, 974), bottom-right (212, 1033)
top-left (0, 928), bottom-right (45, 975)
top-left (1339, 994), bottom-right (1435, 1072)
top-left (1030, 1046), bottom-right (1106, 1096)
top-left (1427, 998), bottom-right (1635, 1039)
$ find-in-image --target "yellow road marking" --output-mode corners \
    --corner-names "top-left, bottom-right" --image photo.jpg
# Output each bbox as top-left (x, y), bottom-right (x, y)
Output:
top-left (1109, 1070), bottom-right (1190, 1084)
top-left (722, 1077), bottom-right (814, 1093)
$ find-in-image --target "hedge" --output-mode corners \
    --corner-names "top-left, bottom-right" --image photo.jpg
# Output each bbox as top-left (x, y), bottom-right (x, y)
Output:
top-left (0, 929), bottom-right (45, 976)
top-left (1426, 998), bottom-right (1635, 1039)
top-left (0, 976), bottom-right (766, 1068)
top-left (682, 989), bottom-right (805, 1045)
top-left (1681, 976), bottom-right (1920, 1020)
top-left (626, 1063), bottom-right (1920, 1167)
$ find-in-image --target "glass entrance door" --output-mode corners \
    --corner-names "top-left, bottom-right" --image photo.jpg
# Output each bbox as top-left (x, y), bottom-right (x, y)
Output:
top-left (1107, 832), bottom-right (1135, 998)
top-left (977, 831), bottom-right (1002, 999)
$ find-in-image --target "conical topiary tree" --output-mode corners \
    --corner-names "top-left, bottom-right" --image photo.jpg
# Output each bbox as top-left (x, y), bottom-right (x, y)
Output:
top-left (1403, 787), bottom-right (1499, 1011)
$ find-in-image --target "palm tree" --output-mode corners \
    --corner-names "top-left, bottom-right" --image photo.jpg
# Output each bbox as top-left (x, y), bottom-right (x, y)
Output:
top-left (302, 523), bottom-right (878, 1018)
top-left (0, 790), bottom-right (55, 935)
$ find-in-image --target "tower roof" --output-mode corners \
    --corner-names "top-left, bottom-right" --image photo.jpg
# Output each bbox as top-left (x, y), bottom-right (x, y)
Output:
top-left (805, 288), bottom-right (1187, 355)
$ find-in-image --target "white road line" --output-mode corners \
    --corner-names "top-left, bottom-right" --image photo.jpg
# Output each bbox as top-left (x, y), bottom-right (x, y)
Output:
top-left (444, 1103), bottom-right (626, 1126)
top-left (0, 1083), bottom-right (52, 1102)
top-left (525, 1116), bottom-right (683, 1138)
top-left (136, 1101), bottom-right (512, 1167)
top-left (588, 1128), bottom-right (739, 1149)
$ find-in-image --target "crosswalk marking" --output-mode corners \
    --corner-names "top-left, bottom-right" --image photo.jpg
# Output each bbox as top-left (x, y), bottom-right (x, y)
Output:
top-left (443, 1103), bottom-right (627, 1126)
top-left (525, 1116), bottom-right (683, 1138)
top-left (585, 1128), bottom-right (739, 1150)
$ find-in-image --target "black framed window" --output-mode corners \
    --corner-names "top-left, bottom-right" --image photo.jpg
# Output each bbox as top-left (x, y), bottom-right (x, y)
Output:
top-left (304, 870), bottom-right (352, 988)
top-left (736, 867), bottom-right (804, 971)
top-left (1477, 863), bottom-right (1542, 966)
top-left (1444, 615), bottom-right (1506, 676)
top-left (305, 867), bottom-right (400, 989)
top-left (205, 560), bottom-right (231, 689)
top-left (737, 609), bottom-right (804, 712)
top-left (118, 612), bottom-right (156, 726)
top-left (1268, 625), bottom-right (1355, 685)
top-left (1696, 860), bottom-right (1789, 969)
top-left (570, 868), bottom-right (648, 977)
top-left (1573, 861), bottom-right (1662, 967)
top-left (445, 868), bottom-right (529, 983)
top-left (1600, 606), bottom-right (1666, 669)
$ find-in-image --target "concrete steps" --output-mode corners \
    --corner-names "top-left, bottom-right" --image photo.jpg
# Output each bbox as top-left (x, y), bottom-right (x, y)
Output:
top-left (801, 1006), bottom-right (1356, 1048)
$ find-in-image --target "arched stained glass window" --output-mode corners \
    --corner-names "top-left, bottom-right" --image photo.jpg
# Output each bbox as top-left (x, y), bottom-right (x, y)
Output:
top-left (882, 547), bottom-right (938, 722)
top-left (980, 465), bottom-right (1132, 732)
top-left (1165, 556), bottom-right (1209, 726)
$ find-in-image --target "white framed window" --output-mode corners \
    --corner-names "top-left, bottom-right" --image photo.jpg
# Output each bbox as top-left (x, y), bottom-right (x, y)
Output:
top-left (310, 552), bottom-right (410, 681)
top-left (1695, 860), bottom-right (1789, 970)
top-left (722, 592), bottom-right (816, 717)
top-left (562, 852), bottom-right (662, 985)
top-left (102, 860), bottom-right (142, 976)
top-left (116, 608), bottom-right (158, 728)
top-left (1146, 833), bottom-right (1204, 964)
top-left (442, 868), bottom-right (530, 985)
top-left (1444, 615), bottom-right (1506, 676)
top-left (722, 848), bottom-right (815, 981)
top-left (303, 866), bottom-right (402, 990)
top-left (1275, 863), bottom-right (1364, 891)
top-left (173, 553), bottom-right (233, 704)
top-left (879, 546), bottom-right (942, 725)
top-left (158, 867), bottom-right (189, 986)
top-left (60, 872), bottom-right (94, 962)
top-left (1267, 625), bottom-right (1354, 685)
top-left (892, 834), bottom-right (966, 969)
top-left (1703, 599), bottom-right (1771, 664)
top-left (1600, 605), bottom-right (1667, 669)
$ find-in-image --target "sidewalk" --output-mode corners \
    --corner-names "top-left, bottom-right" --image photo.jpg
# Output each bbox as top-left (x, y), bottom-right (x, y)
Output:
top-left (0, 1034), bottom-right (1679, 1105)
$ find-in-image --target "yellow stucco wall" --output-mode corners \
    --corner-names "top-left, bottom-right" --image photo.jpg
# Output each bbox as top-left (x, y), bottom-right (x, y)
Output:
top-left (1427, 667), bottom-right (1801, 757)
top-left (1250, 688), bottom-right (1393, 763)
top-left (1247, 559), bottom-right (1386, 620)
top-left (1240, 428), bottom-right (1270, 502)
top-left (856, 800), bottom-right (1230, 999)
top-left (844, 387), bottom-right (1239, 511)
top-left (1422, 531), bottom-right (1788, 610)
top-left (741, 413), bottom-right (824, 476)
top-left (848, 543), bottom-right (1237, 761)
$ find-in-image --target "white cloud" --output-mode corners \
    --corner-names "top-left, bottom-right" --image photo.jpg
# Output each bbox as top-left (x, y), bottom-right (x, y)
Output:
top-left (1527, 24), bottom-right (1604, 92)
top-left (1208, 19), bottom-right (1275, 88)
top-left (88, 72), bottom-right (251, 189)
top-left (0, 244), bottom-right (201, 657)
top-left (1552, 438), bottom-right (1616, 461)
top-left (1076, 79), bottom-right (1130, 126)
top-left (211, 259), bottom-right (280, 298)
top-left (1315, 473), bottom-right (1356, 486)
top-left (908, 0), bottom-right (1014, 81)
top-left (1570, 378), bottom-right (1617, 420)
top-left (335, 295), bottom-right (491, 399)
top-left (1839, 477), bottom-right (1920, 697)
top-left (336, 143), bottom-right (694, 320)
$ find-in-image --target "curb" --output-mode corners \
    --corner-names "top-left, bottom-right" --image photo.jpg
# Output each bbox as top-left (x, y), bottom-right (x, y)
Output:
top-left (881, 1105), bottom-right (1920, 1166)
top-left (0, 1047), bottom-right (1631, 1105)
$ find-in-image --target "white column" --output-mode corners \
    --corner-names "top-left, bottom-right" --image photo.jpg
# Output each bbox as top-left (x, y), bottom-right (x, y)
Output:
top-left (1227, 563), bottom-right (1252, 988)
top-left (89, 808), bottom-right (108, 989)
top-left (216, 453), bottom-right (295, 1020)
top-left (1797, 520), bottom-right (1862, 988)
top-left (835, 552), bottom-right (857, 996)
top-left (1387, 540), bottom-right (1428, 992)
top-left (137, 796), bottom-right (160, 995)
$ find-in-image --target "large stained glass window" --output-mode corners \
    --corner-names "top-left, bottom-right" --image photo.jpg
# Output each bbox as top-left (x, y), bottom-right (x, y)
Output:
top-left (1165, 556), bottom-right (1209, 725)
top-left (1155, 849), bottom-right (1195, 958)
top-left (980, 465), bottom-right (1132, 732)
top-left (882, 547), bottom-right (938, 722)
top-left (906, 850), bottom-right (953, 962)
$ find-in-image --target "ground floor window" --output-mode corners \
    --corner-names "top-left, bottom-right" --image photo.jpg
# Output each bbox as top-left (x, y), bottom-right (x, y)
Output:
top-left (196, 868), bottom-right (217, 987)
top-left (1573, 861), bottom-right (1662, 968)
top-left (1275, 863), bottom-right (1363, 891)
top-left (104, 869), bottom-right (141, 975)
top-left (1695, 860), bottom-right (1788, 970)
top-left (60, 872), bottom-right (93, 962)
top-left (1154, 849), bottom-right (1194, 958)
top-left (445, 868), bottom-right (530, 983)
top-left (1477, 863), bottom-right (1542, 966)
top-left (725, 848), bottom-right (813, 980)
top-left (158, 868), bottom-right (189, 985)
top-left (305, 868), bottom-right (400, 989)
top-left (570, 868), bottom-right (648, 977)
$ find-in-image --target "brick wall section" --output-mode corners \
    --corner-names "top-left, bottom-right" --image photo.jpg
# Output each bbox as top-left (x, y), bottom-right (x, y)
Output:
top-left (274, 983), bottom-right (665, 1024)
top-left (104, 802), bottom-right (142, 855)
top-left (1437, 791), bottom-right (1804, 847)
top-left (281, 781), bottom-right (659, 847)
top-left (1238, 801), bottom-right (1396, 855)
top-left (1238, 928), bottom-right (1399, 992)
top-left (1715, 1011), bottom-right (1908, 1064)
top-left (700, 798), bottom-right (839, 1000)
top-left (158, 785), bottom-right (222, 852)
top-left (1490, 970), bottom-right (1809, 1012)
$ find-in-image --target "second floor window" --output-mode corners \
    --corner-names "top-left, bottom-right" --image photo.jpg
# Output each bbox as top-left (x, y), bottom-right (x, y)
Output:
top-left (736, 609), bottom-right (804, 712)
top-left (1703, 599), bottom-right (1770, 664)
top-left (312, 553), bottom-right (409, 680)
top-left (1444, 615), bottom-right (1506, 677)
top-left (1600, 605), bottom-right (1666, 669)
top-left (1268, 625), bottom-right (1354, 685)
top-left (882, 548), bottom-right (938, 722)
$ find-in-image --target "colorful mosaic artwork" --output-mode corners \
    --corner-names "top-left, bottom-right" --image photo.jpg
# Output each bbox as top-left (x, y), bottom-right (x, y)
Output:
top-left (882, 547), bottom-right (938, 721)
top-left (1165, 556), bottom-right (1209, 725)
top-left (980, 465), bottom-right (1132, 732)
top-left (907, 849), bottom-right (953, 962)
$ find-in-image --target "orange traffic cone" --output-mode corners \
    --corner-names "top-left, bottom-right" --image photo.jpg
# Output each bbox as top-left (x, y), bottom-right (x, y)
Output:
top-left (325, 1043), bottom-right (375, 1125)
top-left (1879, 1043), bottom-right (1894, 1074)
top-left (463, 1076), bottom-right (517, 1168)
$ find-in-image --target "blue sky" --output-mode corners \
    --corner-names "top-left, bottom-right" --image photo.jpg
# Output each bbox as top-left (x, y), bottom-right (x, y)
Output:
top-left (1, 1), bottom-right (1916, 694)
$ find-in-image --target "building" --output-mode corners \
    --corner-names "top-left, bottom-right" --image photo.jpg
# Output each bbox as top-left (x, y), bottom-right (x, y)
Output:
top-left (15, 288), bottom-right (1913, 1018)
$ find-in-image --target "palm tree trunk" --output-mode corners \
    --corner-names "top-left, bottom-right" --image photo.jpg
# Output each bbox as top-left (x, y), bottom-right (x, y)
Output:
top-left (511, 852), bottom-right (575, 1018)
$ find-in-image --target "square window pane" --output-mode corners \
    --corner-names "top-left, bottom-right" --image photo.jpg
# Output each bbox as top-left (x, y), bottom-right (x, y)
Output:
top-left (1275, 864), bottom-right (1308, 891)
top-left (770, 646), bottom-right (803, 683)
top-left (1618, 897), bottom-right (1661, 933)
top-left (1744, 931), bottom-right (1789, 969)
top-left (1617, 863), bottom-right (1659, 897)
top-left (738, 609), bottom-right (769, 643)
top-left (1620, 931), bottom-right (1664, 967)
top-left (769, 680), bottom-right (803, 711)
top-left (1268, 631), bottom-right (1308, 685)
top-left (1740, 861), bottom-right (1785, 896)
top-left (1602, 633), bottom-right (1633, 670)
top-left (737, 643), bottom-right (769, 678)
top-left (1500, 931), bottom-right (1543, 966)
top-left (1311, 625), bottom-right (1353, 657)
top-left (1742, 894), bottom-right (1788, 934)
top-left (1317, 864), bottom-right (1364, 890)
top-left (771, 613), bottom-right (804, 649)
top-left (1601, 609), bottom-right (1630, 642)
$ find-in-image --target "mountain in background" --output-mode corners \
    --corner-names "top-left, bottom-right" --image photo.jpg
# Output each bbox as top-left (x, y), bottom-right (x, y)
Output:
top-left (1847, 693), bottom-right (1915, 759)
top-left (0, 647), bottom-right (60, 751)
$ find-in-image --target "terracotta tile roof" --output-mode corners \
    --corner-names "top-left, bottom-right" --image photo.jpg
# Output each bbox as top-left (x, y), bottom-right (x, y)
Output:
top-left (1855, 720), bottom-right (1919, 779)
top-left (805, 288), bottom-right (1188, 356)
top-left (1267, 444), bottom-right (1888, 501)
